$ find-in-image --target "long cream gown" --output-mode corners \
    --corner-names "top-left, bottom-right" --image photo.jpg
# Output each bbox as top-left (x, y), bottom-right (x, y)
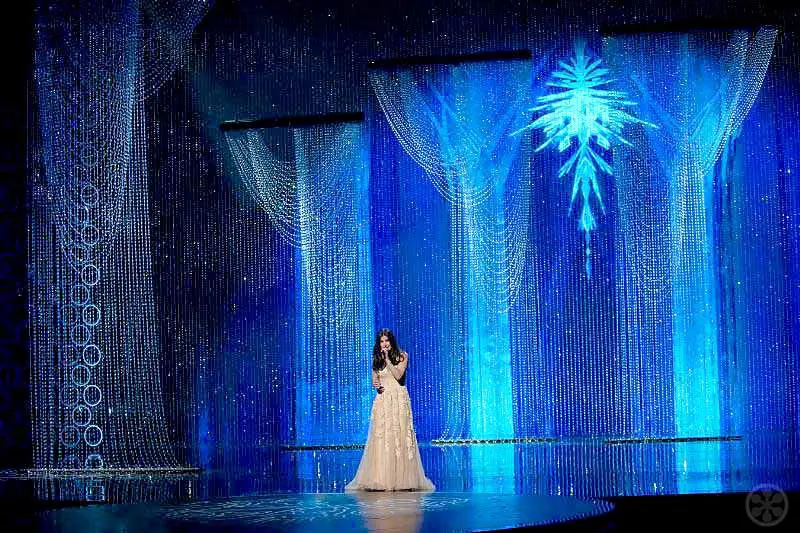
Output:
top-left (345, 352), bottom-right (435, 491)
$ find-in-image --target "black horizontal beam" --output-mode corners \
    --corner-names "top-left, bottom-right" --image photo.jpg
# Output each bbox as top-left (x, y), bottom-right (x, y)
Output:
top-left (220, 111), bottom-right (364, 132)
top-left (601, 18), bottom-right (780, 36)
top-left (279, 434), bottom-right (743, 450)
top-left (368, 49), bottom-right (532, 70)
top-left (604, 435), bottom-right (742, 445)
top-left (431, 437), bottom-right (557, 445)
top-left (281, 444), bottom-right (365, 451)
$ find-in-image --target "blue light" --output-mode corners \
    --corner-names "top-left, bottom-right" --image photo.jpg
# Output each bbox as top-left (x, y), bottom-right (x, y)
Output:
top-left (370, 58), bottom-right (535, 441)
top-left (603, 27), bottom-right (779, 440)
top-left (225, 122), bottom-right (375, 447)
top-left (27, 4), bottom-right (799, 491)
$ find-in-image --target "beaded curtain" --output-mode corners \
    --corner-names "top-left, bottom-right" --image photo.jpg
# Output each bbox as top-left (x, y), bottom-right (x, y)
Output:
top-left (30, 0), bottom-right (214, 471)
top-left (180, 2), bottom-right (798, 459)
top-left (604, 27), bottom-right (781, 439)
top-left (28, 0), bottom-right (800, 478)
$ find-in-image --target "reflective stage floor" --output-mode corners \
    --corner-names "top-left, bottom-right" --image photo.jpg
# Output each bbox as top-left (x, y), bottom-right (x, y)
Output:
top-left (9, 492), bottom-right (615, 532)
top-left (2, 434), bottom-right (798, 531)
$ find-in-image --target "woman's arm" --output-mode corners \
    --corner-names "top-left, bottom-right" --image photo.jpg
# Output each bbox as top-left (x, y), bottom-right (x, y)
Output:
top-left (387, 351), bottom-right (408, 381)
top-left (372, 370), bottom-right (381, 390)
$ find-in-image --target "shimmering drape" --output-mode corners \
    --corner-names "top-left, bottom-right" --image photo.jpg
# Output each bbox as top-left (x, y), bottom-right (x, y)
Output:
top-left (30, 0), bottom-right (213, 470)
top-left (370, 58), bottom-right (535, 440)
top-left (225, 123), bottom-right (375, 446)
top-left (604, 27), bottom-right (778, 438)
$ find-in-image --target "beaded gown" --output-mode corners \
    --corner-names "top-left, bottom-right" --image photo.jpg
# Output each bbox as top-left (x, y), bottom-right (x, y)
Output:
top-left (345, 352), bottom-right (434, 492)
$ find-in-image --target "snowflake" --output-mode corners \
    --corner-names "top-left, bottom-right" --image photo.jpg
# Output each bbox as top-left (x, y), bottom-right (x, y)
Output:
top-left (512, 40), bottom-right (656, 277)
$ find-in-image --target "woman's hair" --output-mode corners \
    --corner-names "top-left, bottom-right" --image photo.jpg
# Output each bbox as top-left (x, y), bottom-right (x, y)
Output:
top-left (372, 328), bottom-right (406, 380)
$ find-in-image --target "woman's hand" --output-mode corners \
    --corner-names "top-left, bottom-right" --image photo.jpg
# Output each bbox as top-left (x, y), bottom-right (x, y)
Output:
top-left (386, 351), bottom-right (408, 381)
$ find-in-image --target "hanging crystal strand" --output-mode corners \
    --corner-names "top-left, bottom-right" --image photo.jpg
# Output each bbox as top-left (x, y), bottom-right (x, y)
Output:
top-left (224, 122), bottom-right (374, 447)
top-left (369, 58), bottom-right (532, 442)
top-left (31, 0), bottom-right (214, 474)
top-left (33, 0), bottom-right (137, 472)
top-left (603, 27), bottom-right (777, 442)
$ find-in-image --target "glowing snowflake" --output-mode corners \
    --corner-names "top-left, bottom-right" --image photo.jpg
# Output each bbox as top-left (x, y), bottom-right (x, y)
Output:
top-left (512, 40), bottom-right (655, 277)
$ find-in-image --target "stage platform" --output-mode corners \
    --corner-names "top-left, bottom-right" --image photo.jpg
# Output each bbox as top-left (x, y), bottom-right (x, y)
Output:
top-left (1, 434), bottom-right (797, 531)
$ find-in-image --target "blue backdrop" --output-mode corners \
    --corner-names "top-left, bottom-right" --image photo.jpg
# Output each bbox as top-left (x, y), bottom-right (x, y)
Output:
top-left (27, 0), bottom-right (800, 481)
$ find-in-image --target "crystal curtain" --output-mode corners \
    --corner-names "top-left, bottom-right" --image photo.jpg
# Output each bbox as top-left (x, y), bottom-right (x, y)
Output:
top-left (369, 58), bottom-right (535, 440)
top-left (604, 27), bottom-right (778, 438)
top-left (225, 123), bottom-right (375, 446)
top-left (31, 0), bottom-right (213, 469)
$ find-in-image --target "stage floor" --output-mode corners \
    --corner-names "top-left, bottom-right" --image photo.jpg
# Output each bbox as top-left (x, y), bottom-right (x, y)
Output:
top-left (2, 434), bottom-right (798, 531)
top-left (15, 492), bottom-right (615, 532)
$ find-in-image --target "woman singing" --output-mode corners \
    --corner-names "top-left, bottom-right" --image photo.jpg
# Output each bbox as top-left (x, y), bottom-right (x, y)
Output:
top-left (345, 328), bottom-right (434, 491)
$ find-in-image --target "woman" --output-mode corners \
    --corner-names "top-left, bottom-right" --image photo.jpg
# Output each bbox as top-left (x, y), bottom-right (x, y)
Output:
top-left (345, 328), bottom-right (434, 492)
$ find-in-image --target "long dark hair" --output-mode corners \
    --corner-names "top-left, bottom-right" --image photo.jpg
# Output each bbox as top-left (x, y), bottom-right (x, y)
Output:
top-left (372, 328), bottom-right (405, 375)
